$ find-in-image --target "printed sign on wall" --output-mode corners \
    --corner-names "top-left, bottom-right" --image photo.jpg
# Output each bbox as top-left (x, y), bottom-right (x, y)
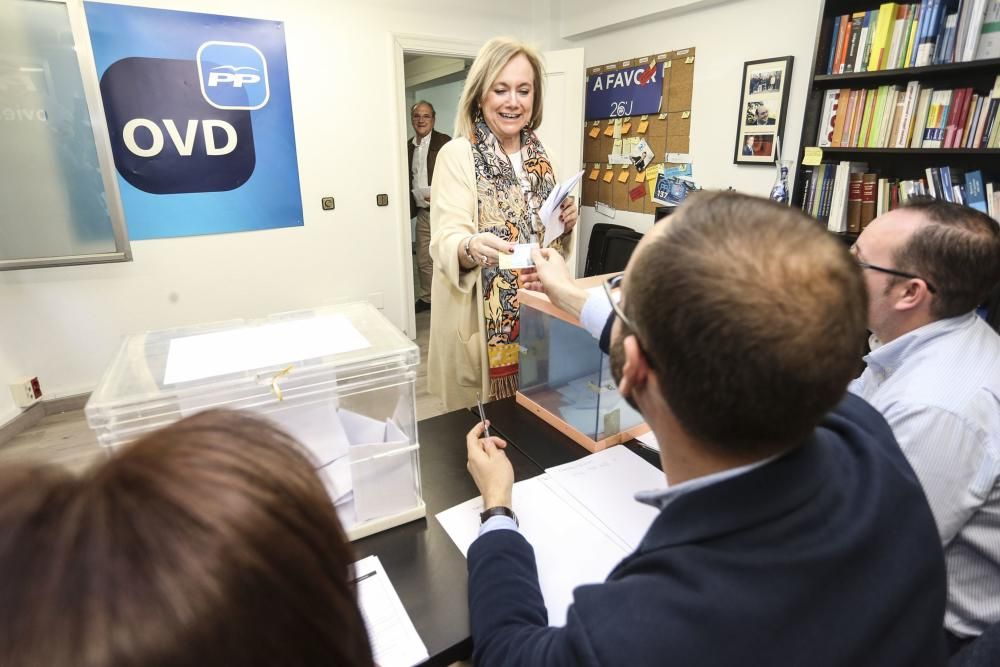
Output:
top-left (84, 3), bottom-right (303, 239)
top-left (585, 62), bottom-right (664, 121)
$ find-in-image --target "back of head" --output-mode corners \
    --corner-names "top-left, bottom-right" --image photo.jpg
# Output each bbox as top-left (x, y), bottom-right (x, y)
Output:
top-left (893, 197), bottom-right (1000, 320)
top-left (627, 191), bottom-right (868, 454)
top-left (0, 409), bottom-right (374, 667)
top-left (455, 36), bottom-right (545, 140)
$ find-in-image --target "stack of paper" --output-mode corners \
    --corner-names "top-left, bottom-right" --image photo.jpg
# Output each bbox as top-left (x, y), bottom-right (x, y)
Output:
top-left (436, 446), bottom-right (665, 625)
top-left (353, 555), bottom-right (429, 667)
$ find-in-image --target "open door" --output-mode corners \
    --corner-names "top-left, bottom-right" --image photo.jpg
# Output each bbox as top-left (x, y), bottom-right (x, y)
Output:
top-left (536, 48), bottom-right (585, 277)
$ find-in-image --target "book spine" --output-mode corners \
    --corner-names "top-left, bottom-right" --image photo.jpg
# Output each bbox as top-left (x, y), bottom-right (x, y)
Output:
top-left (860, 173), bottom-right (879, 229)
top-left (846, 14), bottom-right (866, 71)
top-left (827, 15), bottom-right (844, 73)
top-left (975, 0), bottom-right (1000, 59)
top-left (847, 172), bottom-right (864, 233)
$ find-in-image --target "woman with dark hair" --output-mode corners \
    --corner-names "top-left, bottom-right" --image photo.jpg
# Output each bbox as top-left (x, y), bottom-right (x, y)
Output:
top-left (0, 409), bottom-right (374, 667)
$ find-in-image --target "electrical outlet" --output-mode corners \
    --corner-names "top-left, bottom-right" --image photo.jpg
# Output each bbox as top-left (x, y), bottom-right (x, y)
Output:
top-left (321, 196), bottom-right (335, 211)
top-left (9, 376), bottom-right (42, 408)
top-left (376, 194), bottom-right (389, 207)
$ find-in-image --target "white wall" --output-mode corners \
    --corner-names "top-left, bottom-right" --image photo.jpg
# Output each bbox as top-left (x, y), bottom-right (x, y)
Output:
top-left (0, 0), bottom-right (536, 426)
top-left (547, 0), bottom-right (823, 273)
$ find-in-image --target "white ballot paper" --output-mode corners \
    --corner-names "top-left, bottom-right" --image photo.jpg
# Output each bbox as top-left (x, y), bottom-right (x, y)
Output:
top-left (342, 410), bottom-right (418, 522)
top-left (540, 170), bottom-right (585, 247)
top-left (499, 243), bottom-right (538, 269)
top-left (353, 555), bottom-right (429, 667)
top-left (436, 447), bottom-right (664, 626)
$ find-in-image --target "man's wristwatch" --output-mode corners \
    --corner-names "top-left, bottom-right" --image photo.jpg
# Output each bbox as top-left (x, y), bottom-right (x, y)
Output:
top-left (480, 505), bottom-right (518, 527)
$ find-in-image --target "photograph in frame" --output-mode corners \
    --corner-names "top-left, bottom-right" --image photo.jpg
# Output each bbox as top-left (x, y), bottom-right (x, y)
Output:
top-left (734, 56), bottom-right (793, 165)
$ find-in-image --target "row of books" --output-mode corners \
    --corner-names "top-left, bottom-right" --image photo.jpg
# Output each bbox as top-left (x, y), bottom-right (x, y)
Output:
top-left (816, 75), bottom-right (1000, 148)
top-left (825, 0), bottom-right (1000, 75)
top-left (801, 162), bottom-right (998, 232)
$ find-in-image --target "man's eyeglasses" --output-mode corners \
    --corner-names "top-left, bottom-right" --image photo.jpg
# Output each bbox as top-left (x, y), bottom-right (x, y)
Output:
top-left (601, 273), bottom-right (657, 370)
top-left (602, 274), bottom-right (633, 330)
top-left (855, 260), bottom-right (937, 294)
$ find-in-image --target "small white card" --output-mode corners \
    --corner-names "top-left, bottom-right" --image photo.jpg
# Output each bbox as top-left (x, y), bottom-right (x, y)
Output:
top-left (499, 243), bottom-right (538, 269)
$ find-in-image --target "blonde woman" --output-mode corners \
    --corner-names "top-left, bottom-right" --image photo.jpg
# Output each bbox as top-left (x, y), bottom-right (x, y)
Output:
top-left (427, 37), bottom-right (578, 410)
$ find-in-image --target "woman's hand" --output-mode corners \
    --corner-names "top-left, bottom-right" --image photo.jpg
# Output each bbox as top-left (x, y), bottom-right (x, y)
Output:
top-left (559, 196), bottom-right (578, 233)
top-left (464, 232), bottom-right (514, 269)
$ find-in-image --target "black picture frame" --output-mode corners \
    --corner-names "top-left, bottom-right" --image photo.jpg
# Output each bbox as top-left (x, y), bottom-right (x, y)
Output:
top-left (734, 56), bottom-right (793, 165)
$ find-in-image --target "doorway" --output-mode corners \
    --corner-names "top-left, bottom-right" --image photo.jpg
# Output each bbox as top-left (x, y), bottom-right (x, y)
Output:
top-left (402, 54), bottom-right (472, 324)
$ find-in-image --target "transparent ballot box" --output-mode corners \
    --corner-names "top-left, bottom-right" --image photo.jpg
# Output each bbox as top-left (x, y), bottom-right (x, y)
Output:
top-left (85, 302), bottom-right (423, 540)
top-left (517, 285), bottom-right (649, 452)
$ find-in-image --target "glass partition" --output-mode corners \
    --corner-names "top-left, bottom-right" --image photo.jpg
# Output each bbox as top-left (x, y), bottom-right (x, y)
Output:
top-left (0, 0), bottom-right (129, 270)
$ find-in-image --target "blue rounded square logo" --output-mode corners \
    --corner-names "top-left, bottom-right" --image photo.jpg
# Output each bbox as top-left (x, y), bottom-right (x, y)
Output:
top-left (197, 41), bottom-right (270, 110)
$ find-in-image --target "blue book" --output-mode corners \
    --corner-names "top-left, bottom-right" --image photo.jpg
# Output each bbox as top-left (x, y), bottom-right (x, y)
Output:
top-left (909, 1), bottom-right (927, 67)
top-left (917, 0), bottom-right (944, 65)
top-left (940, 166), bottom-right (955, 202)
top-left (965, 171), bottom-right (988, 213)
top-left (828, 15), bottom-right (843, 74)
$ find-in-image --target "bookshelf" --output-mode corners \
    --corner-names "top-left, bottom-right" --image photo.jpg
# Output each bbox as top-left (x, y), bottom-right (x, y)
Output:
top-left (793, 0), bottom-right (1000, 234)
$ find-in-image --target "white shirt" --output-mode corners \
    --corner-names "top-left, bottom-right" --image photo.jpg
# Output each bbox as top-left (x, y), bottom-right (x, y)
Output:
top-left (411, 134), bottom-right (431, 209)
top-left (849, 312), bottom-right (1000, 637)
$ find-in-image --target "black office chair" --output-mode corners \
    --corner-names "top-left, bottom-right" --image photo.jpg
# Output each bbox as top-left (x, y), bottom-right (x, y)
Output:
top-left (584, 223), bottom-right (630, 276)
top-left (600, 228), bottom-right (643, 274)
top-left (949, 621), bottom-right (1000, 666)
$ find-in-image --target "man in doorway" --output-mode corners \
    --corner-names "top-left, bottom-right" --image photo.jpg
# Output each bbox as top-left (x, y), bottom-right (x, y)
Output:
top-left (849, 198), bottom-right (1000, 653)
top-left (409, 101), bottom-right (451, 313)
top-left (463, 192), bottom-right (947, 665)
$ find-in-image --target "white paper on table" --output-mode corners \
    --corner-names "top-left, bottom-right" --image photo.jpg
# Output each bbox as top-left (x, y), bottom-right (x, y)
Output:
top-left (540, 170), bottom-right (585, 247)
top-left (545, 447), bottom-right (664, 550)
top-left (343, 411), bottom-right (418, 522)
top-left (636, 431), bottom-right (660, 452)
top-left (163, 315), bottom-right (370, 385)
top-left (352, 555), bottom-right (429, 667)
top-left (499, 243), bottom-right (538, 269)
top-left (436, 473), bottom-right (630, 626)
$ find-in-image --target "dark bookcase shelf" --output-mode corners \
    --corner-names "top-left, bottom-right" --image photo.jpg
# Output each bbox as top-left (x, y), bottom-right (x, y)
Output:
top-left (793, 2), bottom-right (1000, 212)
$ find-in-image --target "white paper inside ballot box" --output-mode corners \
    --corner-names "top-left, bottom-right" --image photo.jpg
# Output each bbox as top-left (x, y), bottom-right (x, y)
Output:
top-left (342, 411), bottom-right (419, 522)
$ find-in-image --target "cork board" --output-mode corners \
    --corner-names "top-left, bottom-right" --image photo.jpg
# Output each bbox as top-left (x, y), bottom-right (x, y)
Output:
top-left (580, 48), bottom-right (695, 214)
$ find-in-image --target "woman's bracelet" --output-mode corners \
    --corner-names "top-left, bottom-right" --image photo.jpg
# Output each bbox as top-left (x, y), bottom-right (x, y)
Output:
top-left (464, 234), bottom-right (479, 265)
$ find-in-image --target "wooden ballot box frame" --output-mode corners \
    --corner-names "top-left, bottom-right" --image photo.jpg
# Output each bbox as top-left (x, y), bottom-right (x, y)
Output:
top-left (516, 276), bottom-right (650, 453)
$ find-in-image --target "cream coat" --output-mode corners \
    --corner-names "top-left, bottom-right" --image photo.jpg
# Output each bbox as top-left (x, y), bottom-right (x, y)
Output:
top-left (427, 138), bottom-right (489, 411)
top-left (427, 137), bottom-right (568, 410)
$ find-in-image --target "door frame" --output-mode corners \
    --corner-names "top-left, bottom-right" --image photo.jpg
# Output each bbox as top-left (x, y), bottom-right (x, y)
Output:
top-left (388, 33), bottom-right (481, 339)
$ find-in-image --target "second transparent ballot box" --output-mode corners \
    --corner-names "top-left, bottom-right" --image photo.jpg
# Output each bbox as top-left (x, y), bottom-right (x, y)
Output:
top-left (85, 302), bottom-right (423, 540)
top-left (517, 285), bottom-right (648, 452)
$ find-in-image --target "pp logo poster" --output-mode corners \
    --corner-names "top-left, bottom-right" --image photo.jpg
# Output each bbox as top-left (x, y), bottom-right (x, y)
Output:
top-left (84, 4), bottom-right (302, 240)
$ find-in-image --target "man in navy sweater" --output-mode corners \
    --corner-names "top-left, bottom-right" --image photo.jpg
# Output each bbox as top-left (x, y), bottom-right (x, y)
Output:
top-left (464, 192), bottom-right (947, 666)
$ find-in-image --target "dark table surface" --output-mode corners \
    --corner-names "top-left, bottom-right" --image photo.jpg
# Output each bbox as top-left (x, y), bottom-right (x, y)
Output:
top-left (353, 407), bottom-right (543, 666)
top-left (482, 397), bottom-right (662, 471)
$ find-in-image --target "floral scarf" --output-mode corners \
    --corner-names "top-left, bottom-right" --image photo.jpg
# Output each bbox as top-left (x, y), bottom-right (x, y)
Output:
top-left (471, 119), bottom-right (565, 400)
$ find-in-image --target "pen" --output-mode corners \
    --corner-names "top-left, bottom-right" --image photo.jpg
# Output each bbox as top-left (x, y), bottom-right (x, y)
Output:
top-left (353, 570), bottom-right (377, 584)
top-left (476, 392), bottom-right (491, 438)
